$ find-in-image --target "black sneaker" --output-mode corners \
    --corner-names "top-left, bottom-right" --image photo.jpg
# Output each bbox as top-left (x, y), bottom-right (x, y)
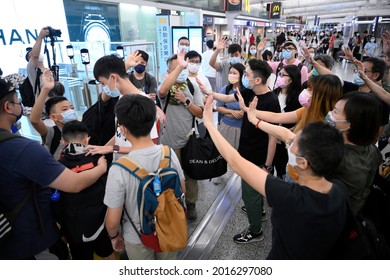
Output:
top-left (186, 202), bottom-right (197, 220)
top-left (233, 228), bottom-right (264, 244)
top-left (240, 206), bottom-right (267, 221)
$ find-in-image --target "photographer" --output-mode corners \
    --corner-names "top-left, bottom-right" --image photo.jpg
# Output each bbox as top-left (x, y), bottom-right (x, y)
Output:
top-left (25, 27), bottom-right (49, 98)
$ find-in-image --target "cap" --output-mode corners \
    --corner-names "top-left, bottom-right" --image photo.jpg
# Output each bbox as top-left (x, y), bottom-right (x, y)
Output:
top-left (283, 41), bottom-right (298, 50)
top-left (38, 54), bottom-right (45, 62)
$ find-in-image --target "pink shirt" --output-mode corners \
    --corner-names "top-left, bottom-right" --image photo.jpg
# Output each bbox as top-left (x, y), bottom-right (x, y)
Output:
top-left (267, 59), bottom-right (308, 85)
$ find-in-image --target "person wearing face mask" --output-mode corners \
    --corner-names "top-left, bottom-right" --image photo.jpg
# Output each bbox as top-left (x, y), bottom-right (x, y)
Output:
top-left (127, 50), bottom-right (158, 107)
top-left (239, 74), bottom-right (342, 183)
top-left (339, 53), bottom-right (389, 137)
top-left (257, 39), bottom-right (309, 86)
top-left (157, 50), bottom-right (204, 220)
top-left (247, 43), bottom-right (257, 61)
top-left (325, 92), bottom-right (382, 216)
top-left (273, 65), bottom-right (302, 178)
top-left (363, 36), bottom-right (378, 60)
top-left (209, 37), bottom-right (245, 92)
top-left (204, 60), bottom-right (280, 244)
top-left (30, 69), bottom-right (78, 159)
top-left (177, 36), bottom-right (190, 54)
top-left (203, 96), bottom-right (347, 259)
top-left (0, 77), bottom-right (107, 260)
top-left (85, 54), bottom-right (161, 161)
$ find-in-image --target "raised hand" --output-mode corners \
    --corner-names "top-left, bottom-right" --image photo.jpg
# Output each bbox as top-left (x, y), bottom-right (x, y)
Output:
top-left (302, 46), bottom-right (312, 63)
top-left (125, 50), bottom-right (142, 68)
top-left (177, 47), bottom-right (188, 69)
top-left (247, 97), bottom-right (259, 125)
top-left (353, 58), bottom-right (368, 81)
top-left (41, 69), bottom-right (55, 90)
top-left (381, 31), bottom-right (390, 58)
top-left (195, 77), bottom-right (209, 95)
top-left (203, 95), bottom-right (215, 129)
top-left (340, 46), bottom-right (354, 61)
top-left (257, 37), bottom-right (267, 52)
top-left (236, 87), bottom-right (248, 112)
top-left (216, 37), bottom-right (228, 51)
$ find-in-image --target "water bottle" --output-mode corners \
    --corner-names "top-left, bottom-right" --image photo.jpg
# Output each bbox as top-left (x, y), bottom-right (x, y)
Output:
top-left (153, 175), bottom-right (161, 196)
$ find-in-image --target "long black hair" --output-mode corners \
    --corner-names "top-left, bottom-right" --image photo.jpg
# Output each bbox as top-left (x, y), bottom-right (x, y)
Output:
top-left (225, 63), bottom-right (246, 94)
top-left (274, 64), bottom-right (302, 108)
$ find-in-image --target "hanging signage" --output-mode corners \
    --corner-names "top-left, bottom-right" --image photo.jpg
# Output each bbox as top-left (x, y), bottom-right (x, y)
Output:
top-left (156, 15), bottom-right (172, 83)
top-left (269, 2), bottom-right (282, 19)
top-left (225, 0), bottom-right (242, 11)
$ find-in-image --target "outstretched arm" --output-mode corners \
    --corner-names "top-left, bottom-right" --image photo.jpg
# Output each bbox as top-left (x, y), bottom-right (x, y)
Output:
top-left (247, 97), bottom-right (296, 142)
top-left (203, 95), bottom-right (268, 197)
top-left (354, 58), bottom-right (390, 104)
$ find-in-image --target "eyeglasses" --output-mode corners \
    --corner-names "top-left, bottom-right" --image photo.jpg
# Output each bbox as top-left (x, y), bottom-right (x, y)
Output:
top-left (353, 69), bottom-right (372, 74)
top-left (9, 99), bottom-right (23, 106)
top-left (278, 72), bottom-right (289, 78)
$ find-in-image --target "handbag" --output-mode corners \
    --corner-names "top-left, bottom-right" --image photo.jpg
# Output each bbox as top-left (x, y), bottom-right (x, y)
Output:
top-left (181, 119), bottom-right (227, 180)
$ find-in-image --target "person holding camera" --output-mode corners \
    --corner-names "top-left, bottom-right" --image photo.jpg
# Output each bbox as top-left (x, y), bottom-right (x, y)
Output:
top-left (25, 27), bottom-right (49, 98)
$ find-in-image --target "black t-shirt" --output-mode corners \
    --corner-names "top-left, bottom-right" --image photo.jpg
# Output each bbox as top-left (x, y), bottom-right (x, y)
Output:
top-left (235, 89), bottom-right (280, 165)
top-left (265, 175), bottom-right (348, 260)
top-left (343, 81), bottom-right (389, 126)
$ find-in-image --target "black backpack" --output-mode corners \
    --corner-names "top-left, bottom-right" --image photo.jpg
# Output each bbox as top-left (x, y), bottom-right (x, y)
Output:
top-left (19, 70), bottom-right (41, 107)
top-left (82, 94), bottom-right (118, 146)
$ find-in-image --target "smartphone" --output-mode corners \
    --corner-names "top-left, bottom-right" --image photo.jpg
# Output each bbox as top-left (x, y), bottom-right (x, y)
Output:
top-left (116, 46), bottom-right (124, 59)
top-left (66, 45), bottom-right (74, 59)
top-left (80, 48), bottom-right (90, 64)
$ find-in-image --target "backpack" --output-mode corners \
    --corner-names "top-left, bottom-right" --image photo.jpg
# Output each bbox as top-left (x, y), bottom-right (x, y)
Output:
top-left (49, 126), bottom-right (62, 156)
top-left (328, 179), bottom-right (390, 259)
top-left (82, 94), bottom-right (118, 146)
top-left (113, 145), bottom-right (187, 252)
top-left (19, 70), bottom-right (42, 107)
top-left (0, 132), bottom-right (32, 247)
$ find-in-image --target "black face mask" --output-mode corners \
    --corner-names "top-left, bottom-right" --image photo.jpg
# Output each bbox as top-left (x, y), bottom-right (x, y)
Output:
top-left (134, 64), bottom-right (146, 74)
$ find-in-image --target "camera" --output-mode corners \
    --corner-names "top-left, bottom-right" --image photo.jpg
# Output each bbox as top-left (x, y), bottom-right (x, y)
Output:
top-left (47, 26), bottom-right (62, 39)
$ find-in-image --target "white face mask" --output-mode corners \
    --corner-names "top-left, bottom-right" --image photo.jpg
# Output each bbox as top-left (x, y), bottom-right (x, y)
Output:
top-left (102, 76), bottom-right (121, 98)
top-left (187, 63), bottom-right (200, 74)
top-left (176, 69), bottom-right (188, 83)
top-left (287, 142), bottom-right (305, 167)
top-left (61, 109), bottom-right (78, 124)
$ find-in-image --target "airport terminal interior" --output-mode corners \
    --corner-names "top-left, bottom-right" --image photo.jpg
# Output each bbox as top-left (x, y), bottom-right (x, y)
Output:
top-left (2, 0), bottom-right (390, 260)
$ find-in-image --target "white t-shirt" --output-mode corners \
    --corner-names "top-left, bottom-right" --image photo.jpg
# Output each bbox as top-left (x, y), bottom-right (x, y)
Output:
top-left (201, 49), bottom-right (217, 78)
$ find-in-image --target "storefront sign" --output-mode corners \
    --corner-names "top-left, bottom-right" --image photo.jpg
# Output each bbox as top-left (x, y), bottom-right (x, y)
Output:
top-left (225, 0), bottom-right (242, 11)
top-left (269, 2), bottom-right (282, 19)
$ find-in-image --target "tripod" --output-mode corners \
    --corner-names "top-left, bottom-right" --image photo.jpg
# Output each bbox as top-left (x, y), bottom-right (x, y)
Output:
top-left (44, 36), bottom-right (60, 81)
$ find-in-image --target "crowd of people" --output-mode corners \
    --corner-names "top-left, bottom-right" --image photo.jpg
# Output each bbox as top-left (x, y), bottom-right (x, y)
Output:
top-left (1, 25), bottom-right (390, 260)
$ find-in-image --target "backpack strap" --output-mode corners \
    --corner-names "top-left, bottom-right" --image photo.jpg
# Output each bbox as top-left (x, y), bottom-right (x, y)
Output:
top-left (159, 145), bottom-right (171, 169)
top-left (112, 156), bottom-right (148, 181)
top-left (49, 126), bottom-right (62, 156)
top-left (186, 78), bottom-right (194, 96)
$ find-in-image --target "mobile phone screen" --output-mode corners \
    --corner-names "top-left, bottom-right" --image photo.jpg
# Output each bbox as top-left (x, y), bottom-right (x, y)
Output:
top-left (116, 46), bottom-right (124, 59)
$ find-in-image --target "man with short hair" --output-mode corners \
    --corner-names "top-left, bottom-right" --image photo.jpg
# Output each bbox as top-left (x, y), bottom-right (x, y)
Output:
top-left (209, 38), bottom-right (245, 92)
top-left (0, 77), bottom-right (107, 260)
top-left (206, 60), bottom-right (280, 244)
top-left (178, 36), bottom-right (190, 53)
top-left (126, 50), bottom-right (158, 105)
top-left (157, 50), bottom-right (204, 219)
top-left (257, 39), bottom-right (309, 86)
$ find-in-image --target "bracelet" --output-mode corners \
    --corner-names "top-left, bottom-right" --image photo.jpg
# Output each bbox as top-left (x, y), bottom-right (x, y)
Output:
top-left (109, 232), bottom-right (119, 240)
top-left (255, 119), bottom-right (262, 129)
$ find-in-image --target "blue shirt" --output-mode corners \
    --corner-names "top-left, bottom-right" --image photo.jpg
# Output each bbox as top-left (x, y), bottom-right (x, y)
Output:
top-left (0, 132), bottom-right (65, 259)
top-left (216, 85), bottom-right (243, 128)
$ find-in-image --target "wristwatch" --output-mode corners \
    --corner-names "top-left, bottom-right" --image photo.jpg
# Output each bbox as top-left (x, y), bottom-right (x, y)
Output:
top-left (113, 145), bottom-right (120, 153)
top-left (184, 99), bottom-right (191, 108)
top-left (262, 164), bottom-right (274, 173)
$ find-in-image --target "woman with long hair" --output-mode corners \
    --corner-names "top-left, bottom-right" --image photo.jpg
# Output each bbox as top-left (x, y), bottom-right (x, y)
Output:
top-left (272, 64), bottom-right (302, 178)
top-left (216, 63), bottom-right (246, 149)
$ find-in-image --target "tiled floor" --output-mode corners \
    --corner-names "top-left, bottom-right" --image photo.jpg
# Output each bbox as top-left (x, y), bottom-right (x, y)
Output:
top-left (18, 59), bottom-right (358, 260)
